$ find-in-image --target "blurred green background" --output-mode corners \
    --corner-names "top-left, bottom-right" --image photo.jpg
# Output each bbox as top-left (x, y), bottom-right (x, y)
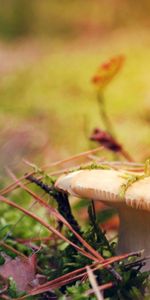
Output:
top-left (1, 0), bottom-right (150, 174)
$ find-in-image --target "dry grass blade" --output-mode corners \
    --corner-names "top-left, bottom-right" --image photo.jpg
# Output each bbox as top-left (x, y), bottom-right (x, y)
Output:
top-left (0, 241), bottom-right (28, 260)
top-left (15, 251), bottom-right (141, 299)
top-left (0, 194), bottom-right (97, 261)
top-left (1, 157), bottom-right (143, 198)
top-left (100, 160), bottom-right (144, 171)
top-left (16, 236), bottom-right (56, 244)
top-left (16, 252), bottom-right (140, 299)
top-left (0, 172), bottom-right (33, 196)
top-left (5, 169), bottom-right (105, 262)
top-left (1, 296), bottom-right (10, 300)
top-left (85, 282), bottom-right (113, 296)
top-left (86, 266), bottom-right (104, 300)
top-left (15, 263), bottom-right (104, 299)
top-left (24, 146), bottom-right (104, 169)
top-left (0, 146), bottom-right (103, 196)
top-left (3, 169), bottom-right (126, 283)
top-left (86, 158), bottom-right (144, 170)
top-left (24, 263), bottom-right (99, 295)
top-left (99, 251), bottom-right (142, 267)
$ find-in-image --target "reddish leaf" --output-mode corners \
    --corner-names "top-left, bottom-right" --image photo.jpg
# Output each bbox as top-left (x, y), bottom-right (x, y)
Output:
top-left (0, 254), bottom-right (36, 291)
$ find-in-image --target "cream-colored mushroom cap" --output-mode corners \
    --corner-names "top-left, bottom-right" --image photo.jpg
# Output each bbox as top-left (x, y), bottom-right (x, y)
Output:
top-left (55, 169), bottom-right (150, 211)
top-left (55, 170), bottom-right (82, 196)
top-left (55, 169), bottom-right (150, 271)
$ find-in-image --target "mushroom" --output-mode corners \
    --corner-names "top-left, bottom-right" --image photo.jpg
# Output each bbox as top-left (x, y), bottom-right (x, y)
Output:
top-left (55, 169), bottom-right (150, 271)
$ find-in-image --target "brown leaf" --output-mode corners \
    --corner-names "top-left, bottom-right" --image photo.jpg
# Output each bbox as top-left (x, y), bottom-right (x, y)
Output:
top-left (90, 128), bottom-right (122, 152)
top-left (0, 254), bottom-right (36, 291)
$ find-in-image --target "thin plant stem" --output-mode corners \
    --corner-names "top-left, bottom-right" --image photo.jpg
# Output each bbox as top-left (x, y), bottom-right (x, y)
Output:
top-left (97, 92), bottom-right (134, 161)
top-left (97, 92), bottom-right (115, 137)
top-left (120, 148), bottom-right (134, 162)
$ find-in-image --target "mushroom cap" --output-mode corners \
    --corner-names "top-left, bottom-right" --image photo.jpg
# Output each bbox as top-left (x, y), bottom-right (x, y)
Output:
top-left (55, 169), bottom-right (150, 211)
top-left (55, 170), bottom-right (82, 197)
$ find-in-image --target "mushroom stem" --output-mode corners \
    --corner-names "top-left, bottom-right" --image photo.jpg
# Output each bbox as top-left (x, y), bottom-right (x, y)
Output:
top-left (115, 203), bottom-right (150, 271)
